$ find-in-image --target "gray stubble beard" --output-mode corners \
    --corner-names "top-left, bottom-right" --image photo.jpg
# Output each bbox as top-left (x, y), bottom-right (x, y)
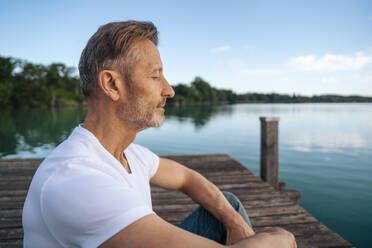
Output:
top-left (117, 94), bottom-right (165, 131)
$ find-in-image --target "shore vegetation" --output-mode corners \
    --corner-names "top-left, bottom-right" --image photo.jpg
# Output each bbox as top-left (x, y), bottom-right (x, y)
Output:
top-left (1, 55), bottom-right (371, 108)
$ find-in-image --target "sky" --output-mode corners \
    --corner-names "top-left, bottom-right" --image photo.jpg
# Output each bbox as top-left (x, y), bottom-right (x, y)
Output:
top-left (1, 0), bottom-right (371, 96)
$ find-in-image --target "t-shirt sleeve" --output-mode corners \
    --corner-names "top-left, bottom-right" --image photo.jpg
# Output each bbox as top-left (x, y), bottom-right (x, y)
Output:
top-left (130, 144), bottom-right (159, 179)
top-left (40, 166), bottom-right (154, 248)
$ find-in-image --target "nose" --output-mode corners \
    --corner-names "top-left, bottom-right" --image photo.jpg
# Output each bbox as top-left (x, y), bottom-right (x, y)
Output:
top-left (162, 76), bottom-right (175, 98)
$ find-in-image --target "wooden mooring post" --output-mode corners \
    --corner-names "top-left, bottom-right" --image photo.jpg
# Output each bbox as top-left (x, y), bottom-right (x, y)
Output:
top-left (260, 116), bottom-right (301, 203)
top-left (260, 117), bottom-right (280, 189)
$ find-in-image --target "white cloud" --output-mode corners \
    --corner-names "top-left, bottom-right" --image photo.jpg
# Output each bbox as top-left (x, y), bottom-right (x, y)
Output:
top-left (321, 76), bottom-right (338, 83)
top-left (205, 50), bottom-right (372, 95)
top-left (209, 45), bottom-right (232, 53)
top-left (288, 52), bottom-right (372, 72)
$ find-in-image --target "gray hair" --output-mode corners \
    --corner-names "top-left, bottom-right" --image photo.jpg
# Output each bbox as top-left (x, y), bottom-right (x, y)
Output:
top-left (78, 21), bottom-right (158, 97)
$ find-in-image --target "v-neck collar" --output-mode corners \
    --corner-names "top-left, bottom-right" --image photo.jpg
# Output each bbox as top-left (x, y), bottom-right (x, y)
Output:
top-left (75, 124), bottom-right (135, 177)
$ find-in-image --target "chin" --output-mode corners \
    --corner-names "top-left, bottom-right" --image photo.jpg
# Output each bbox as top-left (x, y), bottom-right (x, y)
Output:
top-left (151, 114), bottom-right (165, 127)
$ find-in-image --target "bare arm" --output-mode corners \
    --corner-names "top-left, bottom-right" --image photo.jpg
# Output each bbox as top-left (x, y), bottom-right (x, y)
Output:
top-left (99, 214), bottom-right (225, 248)
top-left (150, 158), bottom-right (255, 243)
top-left (150, 158), bottom-right (250, 226)
top-left (99, 214), bottom-right (296, 248)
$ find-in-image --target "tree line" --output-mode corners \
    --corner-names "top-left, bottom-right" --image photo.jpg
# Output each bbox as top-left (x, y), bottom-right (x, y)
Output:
top-left (0, 56), bottom-right (82, 108)
top-left (169, 77), bottom-right (372, 104)
top-left (1, 55), bottom-right (371, 108)
top-left (168, 77), bottom-right (239, 104)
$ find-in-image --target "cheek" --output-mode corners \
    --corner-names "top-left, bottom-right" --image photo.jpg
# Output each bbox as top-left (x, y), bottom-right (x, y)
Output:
top-left (144, 83), bottom-right (162, 101)
top-left (130, 77), bottom-right (162, 104)
top-left (136, 79), bottom-right (158, 95)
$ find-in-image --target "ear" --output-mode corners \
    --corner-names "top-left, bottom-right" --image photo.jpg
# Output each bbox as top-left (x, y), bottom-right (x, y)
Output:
top-left (97, 70), bottom-right (122, 101)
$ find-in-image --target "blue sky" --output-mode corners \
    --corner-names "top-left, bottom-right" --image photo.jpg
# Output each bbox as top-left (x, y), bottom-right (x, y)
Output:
top-left (1, 0), bottom-right (371, 96)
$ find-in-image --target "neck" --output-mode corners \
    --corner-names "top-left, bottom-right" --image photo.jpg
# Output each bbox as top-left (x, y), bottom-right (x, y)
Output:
top-left (83, 102), bottom-right (138, 163)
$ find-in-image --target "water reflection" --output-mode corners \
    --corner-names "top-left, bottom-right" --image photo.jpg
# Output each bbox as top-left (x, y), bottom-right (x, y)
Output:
top-left (164, 104), bottom-right (234, 128)
top-left (0, 107), bottom-right (86, 157)
top-left (286, 132), bottom-right (368, 153)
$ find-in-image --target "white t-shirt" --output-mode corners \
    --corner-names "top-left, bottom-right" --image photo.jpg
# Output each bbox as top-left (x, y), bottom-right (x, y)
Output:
top-left (22, 125), bottom-right (159, 248)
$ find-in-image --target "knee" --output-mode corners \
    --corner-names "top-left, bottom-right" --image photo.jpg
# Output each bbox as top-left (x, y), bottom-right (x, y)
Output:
top-left (222, 191), bottom-right (241, 210)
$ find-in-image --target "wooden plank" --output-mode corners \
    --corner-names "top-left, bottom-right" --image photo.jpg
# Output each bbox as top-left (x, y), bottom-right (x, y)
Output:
top-left (244, 204), bottom-right (306, 217)
top-left (0, 182), bottom-right (32, 191)
top-left (0, 196), bottom-right (26, 203)
top-left (152, 195), bottom-right (295, 209)
top-left (250, 212), bottom-right (318, 227)
top-left (0, 191), bottom-right (28, 198)
top-left (0, 227), bottom-right (23, 240)
top-left (0, 209), bottom-right (22, 219)
top-left (0, 218), bottom-right (22, 229)
top-left (0, 239), bottom-right (23, 248)
top-left (151, 190), bottom-right (291, 204)
top-left (0, 203), bottom-right (24, 211)
top-left (0, 175), bottom-right (33, 182)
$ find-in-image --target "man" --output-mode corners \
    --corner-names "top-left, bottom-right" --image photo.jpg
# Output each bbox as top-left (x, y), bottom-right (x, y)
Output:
top-left (22, 21), bottom-right (296, 248)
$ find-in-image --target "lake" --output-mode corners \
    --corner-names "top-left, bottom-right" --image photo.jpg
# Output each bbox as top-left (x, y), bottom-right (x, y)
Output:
top-left (1, 103), bottom-right (371, 247)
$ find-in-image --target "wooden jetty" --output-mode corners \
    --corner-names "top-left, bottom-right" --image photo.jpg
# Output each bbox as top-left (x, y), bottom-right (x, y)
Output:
top-left (0, 155), bottom-right (352, 247)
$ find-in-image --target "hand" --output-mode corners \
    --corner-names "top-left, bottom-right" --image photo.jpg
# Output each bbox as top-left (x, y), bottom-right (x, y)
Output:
top-left (226, 222), bottom-right (255, 245)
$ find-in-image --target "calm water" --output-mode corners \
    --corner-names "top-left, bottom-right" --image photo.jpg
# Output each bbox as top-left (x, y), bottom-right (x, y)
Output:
top-left (1, 103), bottom-right (371, 247)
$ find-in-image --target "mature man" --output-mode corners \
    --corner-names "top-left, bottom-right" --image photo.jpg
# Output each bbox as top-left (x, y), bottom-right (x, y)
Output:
top-left (22, 21), bottom-right (296, 248)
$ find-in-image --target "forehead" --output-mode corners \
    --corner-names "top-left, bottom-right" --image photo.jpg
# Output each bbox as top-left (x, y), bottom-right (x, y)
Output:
top-left (133, 39), bottom-right (162, 72)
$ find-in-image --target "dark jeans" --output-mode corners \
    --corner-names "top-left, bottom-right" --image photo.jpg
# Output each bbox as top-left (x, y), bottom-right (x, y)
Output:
top-left (178, 191), bottom-right (253, 245)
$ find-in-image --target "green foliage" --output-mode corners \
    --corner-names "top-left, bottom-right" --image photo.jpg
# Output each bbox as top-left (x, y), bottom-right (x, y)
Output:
top-left (191, 77), bottom-right (217, 102)
top-left (0, 55), bottom-right (83, 108)
top-left (169, 77), bottom-right (239, 104)
top-left (0, 56), bottom-right (17, 106)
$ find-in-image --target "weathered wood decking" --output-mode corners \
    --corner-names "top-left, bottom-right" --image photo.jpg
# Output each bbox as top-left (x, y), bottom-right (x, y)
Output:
top-left (0, 155), bottom-right (352, 247)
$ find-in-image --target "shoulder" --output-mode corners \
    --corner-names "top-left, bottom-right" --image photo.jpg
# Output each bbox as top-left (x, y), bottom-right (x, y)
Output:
top-left (47, 134), bottom-right (93, 161)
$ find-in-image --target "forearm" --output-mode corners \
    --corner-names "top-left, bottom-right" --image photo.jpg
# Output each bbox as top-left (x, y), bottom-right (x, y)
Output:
top-left (180, 169), bottom-right (251, 230)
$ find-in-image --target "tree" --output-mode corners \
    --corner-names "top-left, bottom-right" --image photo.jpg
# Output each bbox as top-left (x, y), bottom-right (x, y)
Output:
top-left (191, 77), bottom-right (217, 102)
top-left (0, 56), bottom-right (17, 106)
top-left (0, 55), bottom-right (84, 108)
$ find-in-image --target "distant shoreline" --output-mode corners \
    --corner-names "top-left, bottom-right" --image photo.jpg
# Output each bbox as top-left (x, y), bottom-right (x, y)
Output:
top-left (1, 56), bottom-right (371, 108)
top-left (167, 99), bottom-right (372, 106)
top-left (1, 101), bottom-right (372, 111)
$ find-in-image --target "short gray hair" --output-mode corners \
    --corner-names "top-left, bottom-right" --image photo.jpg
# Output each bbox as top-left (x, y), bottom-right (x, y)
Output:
top-left (78, 21), bottom-right (158, 97)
